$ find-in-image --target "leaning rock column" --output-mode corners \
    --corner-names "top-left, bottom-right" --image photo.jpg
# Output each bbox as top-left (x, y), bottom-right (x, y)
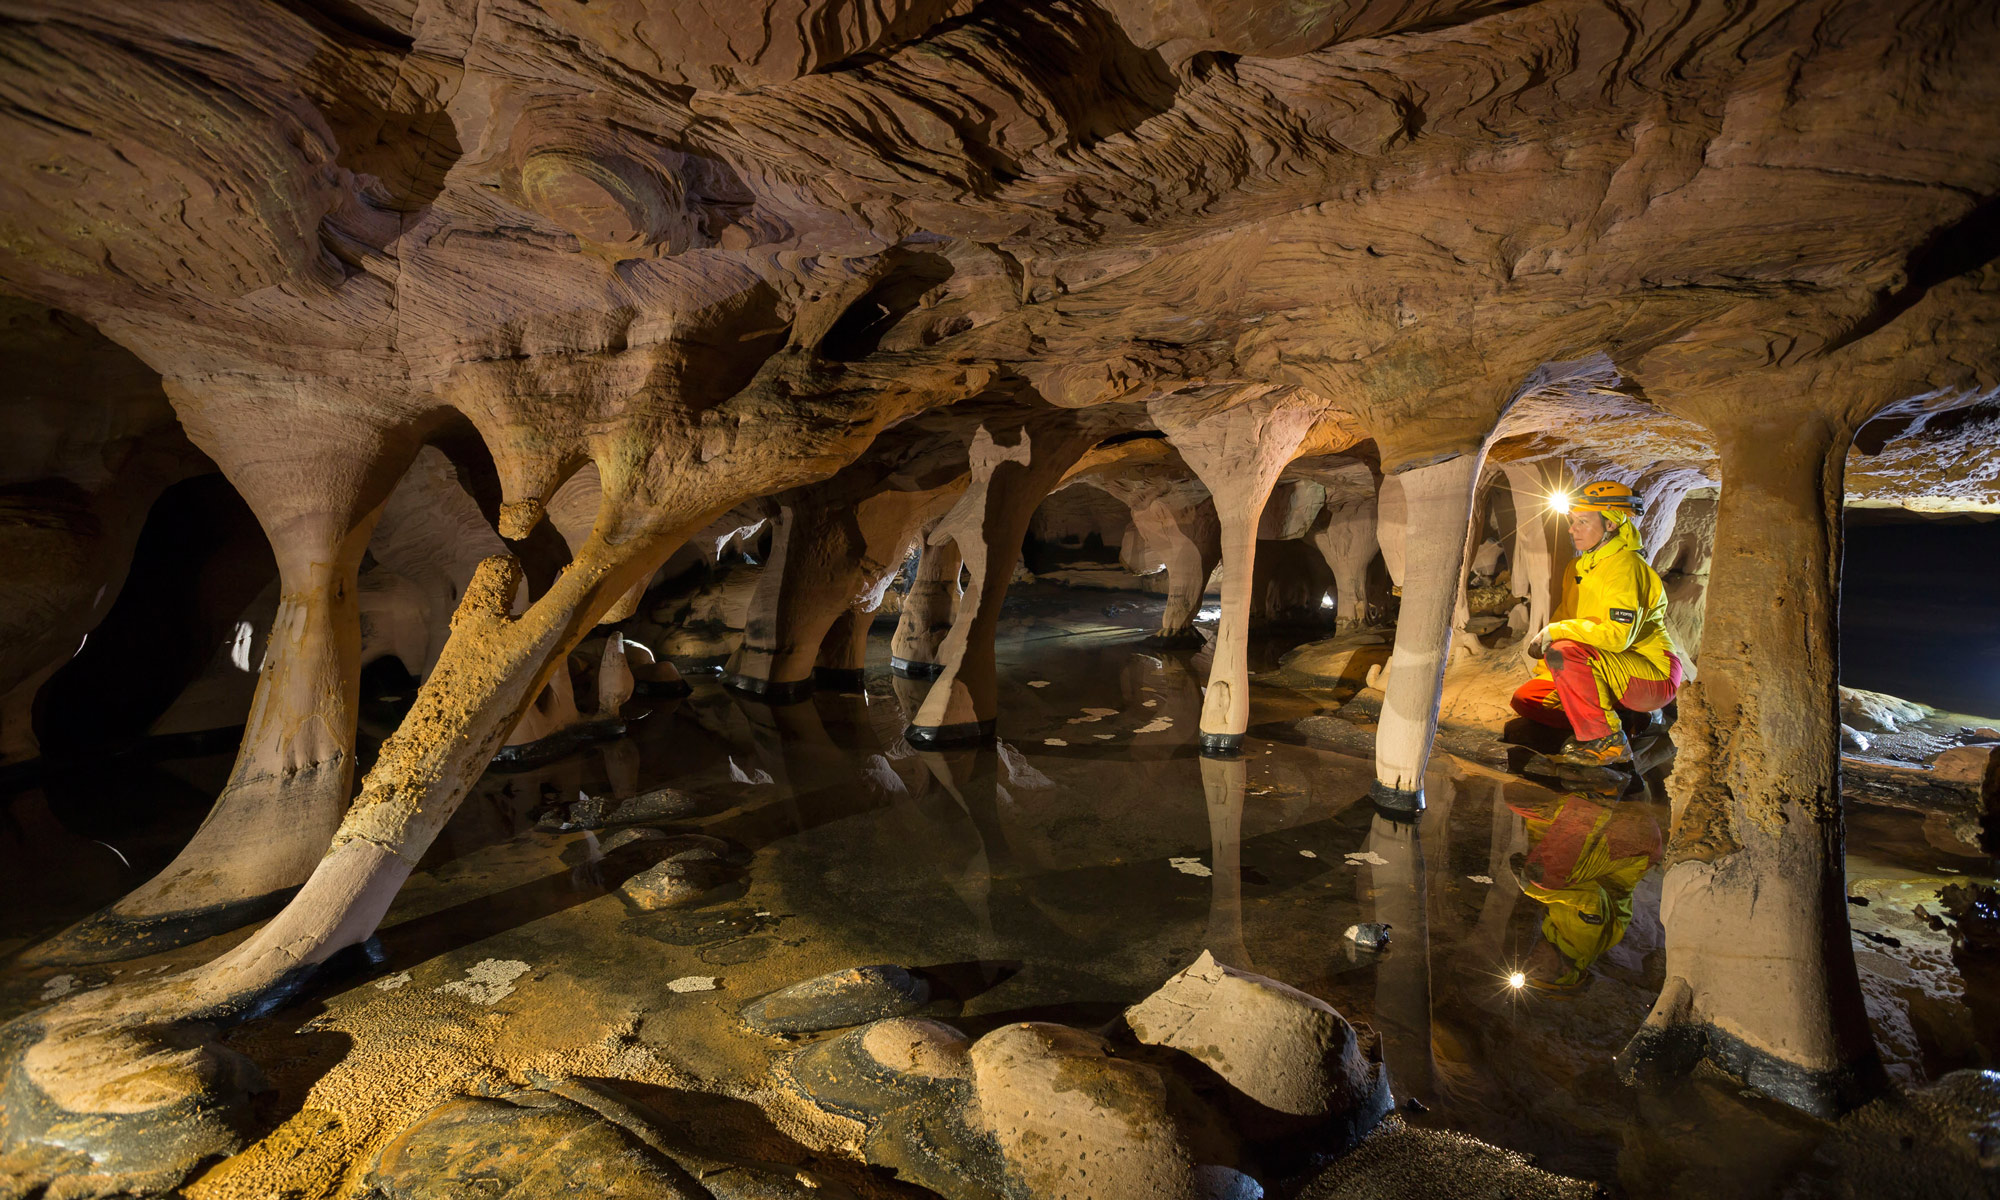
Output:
top-left (28, 396), bottom-right (409, 965)
top-left (1616, 404), bottom-right (1882, 1115)
top-left (1370, 453), bottom-right (1483, 812)
top-left (908, 420), bottom-right (1093, 748)
top-left (1150, 390), bottom-right (1323, 756)
top-left (890, 533), bottom-right (961, 677)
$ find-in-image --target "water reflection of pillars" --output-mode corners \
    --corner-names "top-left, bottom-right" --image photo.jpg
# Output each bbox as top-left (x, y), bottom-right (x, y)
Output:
top-left (910, 745), bottom-right (1006, 959)
top-left (1200, 756), bottom-right (1252, 969)
top-left (1366, 765), bottom-right (1455, 1104)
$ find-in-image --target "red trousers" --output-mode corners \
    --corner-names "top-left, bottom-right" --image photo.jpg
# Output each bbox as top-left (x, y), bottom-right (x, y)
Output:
top-left (1511, 640), bottom-right (1682, 740)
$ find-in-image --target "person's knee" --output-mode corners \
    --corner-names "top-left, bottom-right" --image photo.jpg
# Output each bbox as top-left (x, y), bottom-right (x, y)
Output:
top-left (1548, 639), bottom-right (1590, 660)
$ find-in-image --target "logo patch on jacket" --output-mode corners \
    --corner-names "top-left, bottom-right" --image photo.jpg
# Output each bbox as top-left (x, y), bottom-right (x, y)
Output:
top-left (1609, 608), bottom-right (1637, 624)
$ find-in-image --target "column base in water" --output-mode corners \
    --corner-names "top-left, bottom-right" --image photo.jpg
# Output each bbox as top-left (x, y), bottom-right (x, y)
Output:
top-left (1616, 1015), bottom-right (1882, 1119)
top-left (1199, 731), bottom-right (1244, 757)
top-left (890, 656), bottom-right (946, 679)
top-left (812, 666), bottom-right (867, 693)
top-left (904, 718), bottom-right (997, 750)
top-left (723, 674), bottom-right (817, 704)
top-left (1369, 779), bottom-right (1425, 816)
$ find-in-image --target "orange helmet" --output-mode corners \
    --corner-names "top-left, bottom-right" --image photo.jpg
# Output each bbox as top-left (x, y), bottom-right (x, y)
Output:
top-left (1571, 480), bottom-right (1642, 517)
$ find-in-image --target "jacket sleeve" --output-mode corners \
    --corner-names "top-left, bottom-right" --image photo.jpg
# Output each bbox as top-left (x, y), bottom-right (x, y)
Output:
top-left (1542, 561), bottom-right (1644, 654)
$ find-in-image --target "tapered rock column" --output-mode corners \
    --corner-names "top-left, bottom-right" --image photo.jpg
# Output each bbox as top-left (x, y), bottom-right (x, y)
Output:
top-left (1616, 410), bottom-right (1883, 1115)
top-left (1370, 453), bottom-right (1482, 812)
top-left (1309, 494), bottom-right (1380, 630)
top-left (1496, 461), bottom-right (1560, 644)
top-left (734, 483), bottom-right (962, 697)
top-left (1130, 493), bottom-right (1222, 646)
top-left (727, 502), bottom-right (863, 703)
top-left (813, 606), bottom-right (875, 689)
top-left (891, 535), bottom-right (961, 677)
top-left (1151, 391), bottom-right (1323, 756)
top-left (28, 410), bottom-right (409, 965)
top-left (908, 421), bottom-right (1092, 748)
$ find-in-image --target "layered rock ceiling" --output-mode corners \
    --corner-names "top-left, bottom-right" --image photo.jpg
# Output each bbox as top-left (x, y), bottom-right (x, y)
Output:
top-left (4, 0), bottom-right (1998, 471)
top-left (2, 4), bottom-right (1999, 1187)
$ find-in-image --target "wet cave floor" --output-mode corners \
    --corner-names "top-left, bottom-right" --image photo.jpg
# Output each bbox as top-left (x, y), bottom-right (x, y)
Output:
top-left (2, 585), bottom-right (1996, 1198)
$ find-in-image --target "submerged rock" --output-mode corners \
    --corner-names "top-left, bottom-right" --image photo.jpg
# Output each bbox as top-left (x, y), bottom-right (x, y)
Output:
top-left (1125, 951), bottom-right (1387, 1136)
top-left (620, 858), bottom-right (727, 911)
top-left (539, 786), bottom-right (702, 832)
top-left (367, 1090), bottom-right (707, 1199)
top-left (742, 965), bottom-right (931, 1035)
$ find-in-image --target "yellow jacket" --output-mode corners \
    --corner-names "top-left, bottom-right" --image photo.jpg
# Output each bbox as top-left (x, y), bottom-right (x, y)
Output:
top-left (1538, 511), bottom-right (1677, 678)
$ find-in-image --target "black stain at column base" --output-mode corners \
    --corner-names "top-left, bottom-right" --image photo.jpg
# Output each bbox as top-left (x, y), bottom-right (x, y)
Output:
top-left (812, 667), bottom-right (868, 693)
top-left (1199, 732), bottom-right (1243, 757)
top-left (904, 719), bottom-right (996, 750)
top-left (890, 656), bottom-right (945, 679)
top-left (723, 674), bottom-right (816, 704)
top-left (1369, 779), bottom-right (1425, 816)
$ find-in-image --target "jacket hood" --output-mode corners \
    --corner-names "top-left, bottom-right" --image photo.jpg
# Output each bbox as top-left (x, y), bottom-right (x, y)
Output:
top-left (1575, 508), bottom-right (1643, 572)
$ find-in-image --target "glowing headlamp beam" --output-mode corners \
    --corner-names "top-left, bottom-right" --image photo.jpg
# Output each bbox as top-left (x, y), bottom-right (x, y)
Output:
top-left (1547, 489), bottom-right (1573, 515)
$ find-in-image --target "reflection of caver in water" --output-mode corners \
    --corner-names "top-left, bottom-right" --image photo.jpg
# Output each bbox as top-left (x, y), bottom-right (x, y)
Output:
top-left (1508, 791), bottom-right (1664, 990)
top-left (1510, 481), bottom-right (1684, 768)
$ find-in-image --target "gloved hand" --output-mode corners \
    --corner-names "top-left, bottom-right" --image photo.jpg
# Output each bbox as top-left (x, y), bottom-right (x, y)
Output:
top-left (1526, 627), bottom-right (1551, 659)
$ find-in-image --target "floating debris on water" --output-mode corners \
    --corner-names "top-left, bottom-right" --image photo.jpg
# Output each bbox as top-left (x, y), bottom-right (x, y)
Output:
top-left (1169, 857), bottom-right (1212, 877)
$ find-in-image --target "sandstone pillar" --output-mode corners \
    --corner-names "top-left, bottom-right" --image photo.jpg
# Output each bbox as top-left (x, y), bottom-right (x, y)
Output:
top-left (27, 419), bottom-right (407, 965)
top-left (908, 422), bottom-right (1093, 748)
top-left (726, 502), bottom-right (864, 702)
top-left (890, 534), bottom-right (961, 677)
top-left (1128, 493), bottom-right (1221, 645)
top-left (1616, 412), bottom-right (1883, 1115)
top-left (1370, 454), bottom-right (1482, 812)
top-left (813, 605), bottom-right (875, 690)
top-left (1150, 391), bottom-right (1323, 755)
top-left (1496, 461), bottom-right (1561, 645)
top-left (733, 483), bottom-right (961, 698)
top-left (1309, 494), bottom-right (1380, 630)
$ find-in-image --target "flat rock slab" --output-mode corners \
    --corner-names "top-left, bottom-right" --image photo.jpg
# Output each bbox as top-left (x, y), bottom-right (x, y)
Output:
top-left (742, 965), bottom-right (931, 1034)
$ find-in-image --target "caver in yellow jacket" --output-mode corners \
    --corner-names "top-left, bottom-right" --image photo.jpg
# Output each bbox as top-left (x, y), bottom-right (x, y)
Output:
top-left (1531, 507), bottom-right (1678, 691)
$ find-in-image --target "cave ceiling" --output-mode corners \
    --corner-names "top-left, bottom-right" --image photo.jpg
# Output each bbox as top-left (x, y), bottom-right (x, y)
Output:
top-left (1, 0), bottom-right (1997, 487)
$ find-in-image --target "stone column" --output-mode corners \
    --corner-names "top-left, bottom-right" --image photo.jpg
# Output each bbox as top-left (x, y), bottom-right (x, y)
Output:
top-left (1128, 493), bottom-right (1221, 646)
top-left (1616, 410), bottom-right (1883, 1115)
top-left (1370, 453), bottom-right (1483, 812)
top-left (1496, 461), bottom-right (1561, 645)
top-left (1309, 494), bottom-right (1380, 630)
top-left (1150, 391), bottom-right (1323, 755)
top-left (28, 399), bottom-right (410, 965)
top-left (908, 421), bottom-right (1093, 748)
top-left (726, 501), bottom-right (863, 703)
top-left (891, 534), bottom-right (961, 677)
